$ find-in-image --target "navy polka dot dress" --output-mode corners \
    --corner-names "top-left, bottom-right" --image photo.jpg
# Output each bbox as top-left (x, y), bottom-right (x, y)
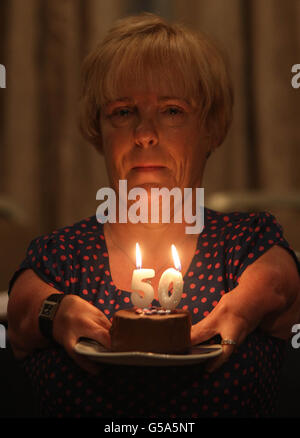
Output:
top-left (9, 208), bottom-right (299, 418)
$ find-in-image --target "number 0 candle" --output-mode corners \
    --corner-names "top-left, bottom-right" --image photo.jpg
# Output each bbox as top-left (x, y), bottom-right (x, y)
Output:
top-left (158, 245), bottom-right (183, 310)
top-left (131, 243), bottom-right (155, 307)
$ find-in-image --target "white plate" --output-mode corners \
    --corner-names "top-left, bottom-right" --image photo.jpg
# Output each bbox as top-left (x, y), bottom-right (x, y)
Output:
top-left (74, 338), bottom-right (223, 367)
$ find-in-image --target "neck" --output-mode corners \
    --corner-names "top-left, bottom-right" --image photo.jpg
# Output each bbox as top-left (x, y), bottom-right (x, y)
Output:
top-left (104, 221), bottom-right (195, 270)
top-left (102, 184), bottom-right (203, 271)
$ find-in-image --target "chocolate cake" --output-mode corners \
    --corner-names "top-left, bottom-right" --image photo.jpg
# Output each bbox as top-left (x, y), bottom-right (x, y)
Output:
top-left (110, 307), bottom-right (191, 354)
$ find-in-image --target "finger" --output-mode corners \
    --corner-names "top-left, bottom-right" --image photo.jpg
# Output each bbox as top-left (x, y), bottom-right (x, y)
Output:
top-left (191, 325), bottom-right (217, 345)
top-left (205, 329), bottom-right (241, 372)
top-left (95, 312), bottom-right (112, 330)
top-left (191, 314), bottom-right (219, 345)
top-left (75, 325), bottom-right (111, 350)
top-left (87, 304), bottom-right (112, 330)
top-left (92, 328), bottom-right (111, 350)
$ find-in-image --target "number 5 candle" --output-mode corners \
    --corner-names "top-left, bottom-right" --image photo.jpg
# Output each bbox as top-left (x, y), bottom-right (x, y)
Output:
top-left (131, 243), bottom-right (155, 307)
top-left (158, 245), bottom-right (183, 310)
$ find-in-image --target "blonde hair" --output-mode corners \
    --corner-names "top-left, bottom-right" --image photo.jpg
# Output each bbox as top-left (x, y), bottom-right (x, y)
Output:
top-left (79, 12), bottom-right (233, 151)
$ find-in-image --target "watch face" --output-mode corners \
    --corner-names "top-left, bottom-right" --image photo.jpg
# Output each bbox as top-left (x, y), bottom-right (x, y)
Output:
top-left (43, 303), bottom-right (54, 317)
top-left (40, 301), bottom-right (57, 319)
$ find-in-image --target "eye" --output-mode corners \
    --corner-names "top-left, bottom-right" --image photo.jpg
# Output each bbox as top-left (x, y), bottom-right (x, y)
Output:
top-left (164, 106), bottom-right (184, 116)
top-left (111, 108), bottom-right (133, 118)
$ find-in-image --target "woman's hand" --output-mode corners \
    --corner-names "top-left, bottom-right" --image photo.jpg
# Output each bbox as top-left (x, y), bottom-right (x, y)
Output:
top-left (191, 246), bottom-right (300, 373)
top-left (191, 290), bottom-right (260, 372)
top-left (52, 294), bottom-right (111, 375)
top-left (8, 269), bottom-right (111, 375)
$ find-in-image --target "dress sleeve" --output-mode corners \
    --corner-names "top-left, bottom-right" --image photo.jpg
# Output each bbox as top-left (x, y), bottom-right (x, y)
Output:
top-left (8, 233), bottom-right (75, 296)
top-left (226, 211), bottom-right (300, 286)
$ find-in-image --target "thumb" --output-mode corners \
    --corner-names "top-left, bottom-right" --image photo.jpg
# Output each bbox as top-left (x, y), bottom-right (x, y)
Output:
top-left (191, 314), bottom-right (218, 345)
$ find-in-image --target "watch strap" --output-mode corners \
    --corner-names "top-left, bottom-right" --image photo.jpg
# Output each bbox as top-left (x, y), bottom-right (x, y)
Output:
top-left (38, 293), bottom-right (65, 341)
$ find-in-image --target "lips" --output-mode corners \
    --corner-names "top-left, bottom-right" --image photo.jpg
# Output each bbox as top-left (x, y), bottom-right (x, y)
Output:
top-left (131, 164), bottom-right (166, 170)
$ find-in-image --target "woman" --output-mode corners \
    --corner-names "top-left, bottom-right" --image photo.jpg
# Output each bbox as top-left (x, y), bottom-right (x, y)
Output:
top-left (7, 13), bottom-right (300, 418)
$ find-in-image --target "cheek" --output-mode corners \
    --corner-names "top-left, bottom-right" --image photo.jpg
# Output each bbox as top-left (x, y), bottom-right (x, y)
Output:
top-left (172, 131), bottom-right (207, 183)
top-left (101, 128), bottom-right (133, 180)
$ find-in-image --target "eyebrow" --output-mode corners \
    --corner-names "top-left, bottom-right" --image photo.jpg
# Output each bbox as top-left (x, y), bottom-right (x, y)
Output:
top-left (105, 96), bottom-right (192, 106)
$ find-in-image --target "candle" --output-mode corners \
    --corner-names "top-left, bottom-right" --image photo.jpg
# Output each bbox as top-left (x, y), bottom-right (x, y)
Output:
top-left (158, 245), bottom-right (183, 310)
top-left (131, 243), bottom-right (155, 307)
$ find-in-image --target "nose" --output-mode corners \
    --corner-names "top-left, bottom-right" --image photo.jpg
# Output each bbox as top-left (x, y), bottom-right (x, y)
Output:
top-left (134, 116), bottom-right (158, 149)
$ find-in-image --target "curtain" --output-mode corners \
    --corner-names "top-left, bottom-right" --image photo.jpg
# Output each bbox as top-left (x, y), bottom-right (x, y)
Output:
top-left (1, 0), bottom-right (300, 287)
top-left (0, 0), bottom-right (127, 236)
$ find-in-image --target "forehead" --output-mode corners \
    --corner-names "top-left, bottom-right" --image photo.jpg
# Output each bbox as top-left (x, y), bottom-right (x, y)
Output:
top-left (104, 91), bottom-right (193, 106)
top-left (100, 60), bottom-right (199, 108)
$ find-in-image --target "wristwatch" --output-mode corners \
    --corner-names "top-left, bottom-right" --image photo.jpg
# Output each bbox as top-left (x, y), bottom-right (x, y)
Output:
top-left (38, 293), bottom-right (65, 341)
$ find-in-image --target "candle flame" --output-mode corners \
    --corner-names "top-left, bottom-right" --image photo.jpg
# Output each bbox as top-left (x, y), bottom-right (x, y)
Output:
top-left (171, 244), bottom-right (181, 271)
top-left (136, 242), bottom-right (142, 269)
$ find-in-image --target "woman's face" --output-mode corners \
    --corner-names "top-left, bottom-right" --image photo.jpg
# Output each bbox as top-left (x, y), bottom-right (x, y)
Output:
top-left (99, 87), bottom-right (210, 194)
